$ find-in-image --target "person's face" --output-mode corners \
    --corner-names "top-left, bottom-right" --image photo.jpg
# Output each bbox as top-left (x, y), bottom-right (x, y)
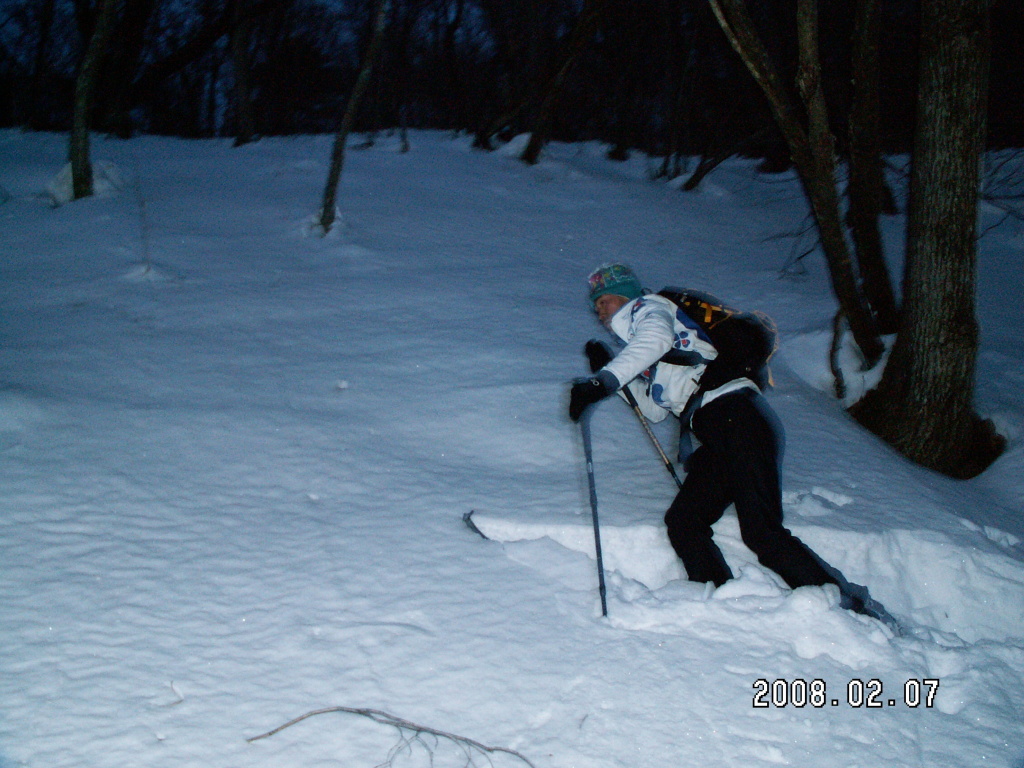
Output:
top-left (594, 294), bottom-right (629, 327)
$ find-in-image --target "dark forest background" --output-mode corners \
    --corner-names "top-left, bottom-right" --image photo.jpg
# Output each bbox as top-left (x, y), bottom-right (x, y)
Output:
top-left (2, 0), bottom-right (1022, 162)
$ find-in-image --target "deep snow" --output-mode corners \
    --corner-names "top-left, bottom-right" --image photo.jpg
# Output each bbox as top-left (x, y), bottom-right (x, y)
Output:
top-left (1, 129), bottom-right (1022, 768)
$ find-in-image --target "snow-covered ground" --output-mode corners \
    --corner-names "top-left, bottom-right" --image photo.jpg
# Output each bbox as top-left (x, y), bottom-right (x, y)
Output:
top-left (1, 129), bottom-right (1022, 768)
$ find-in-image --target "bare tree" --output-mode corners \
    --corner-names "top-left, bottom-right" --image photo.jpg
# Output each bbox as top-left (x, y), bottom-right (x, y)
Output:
top-left (851, 0), bottom-right (1002, 478)
top-left (710, 0), bottom-right (1002, 477)
top-left (709, 0), bottom-right (885, 366)
top-left (317, 0), bottom-right (390, 234)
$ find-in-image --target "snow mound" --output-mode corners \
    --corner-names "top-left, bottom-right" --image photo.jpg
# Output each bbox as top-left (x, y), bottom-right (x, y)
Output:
top-left (495, 133), bottom-right (532, 157)
top-left (959, 517), bottom-right (1021, 548)
top-left (46, 160), bottom-right (126, 205)
top-left (119, 262), bottom-right (180, 283)
top-left (469, 508), bottom-right (1024, 645)
top-left (607, 576), bottom-right (895, 670)
top-left (795, 525), bottom-right (1024, 644)
top-left (475, 512), bottom-right (897, 669)
top-left (783, 328), bottom-right (894, 406)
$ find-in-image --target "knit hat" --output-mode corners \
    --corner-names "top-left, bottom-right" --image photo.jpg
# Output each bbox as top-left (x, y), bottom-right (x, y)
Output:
top-left (587, 263), bottom-right (643, 304)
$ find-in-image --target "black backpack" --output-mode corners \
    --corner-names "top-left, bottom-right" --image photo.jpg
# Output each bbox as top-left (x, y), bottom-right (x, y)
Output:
top-left (656, 287), bottom-right (778, 392)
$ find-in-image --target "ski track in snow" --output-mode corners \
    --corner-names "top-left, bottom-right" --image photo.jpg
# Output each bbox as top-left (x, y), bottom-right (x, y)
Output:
top-left (1, 130), bottom-right (1023, 768)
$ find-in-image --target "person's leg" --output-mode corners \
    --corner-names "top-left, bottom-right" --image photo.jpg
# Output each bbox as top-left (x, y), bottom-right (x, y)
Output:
top-left (664, 444), bottom-right (734, 586)
top-left (696, 391), bottom-right (838, 590)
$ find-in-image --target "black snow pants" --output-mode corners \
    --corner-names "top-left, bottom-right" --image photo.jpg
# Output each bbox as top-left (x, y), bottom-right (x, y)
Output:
top-left (663, 388), bottom-right (838, 590)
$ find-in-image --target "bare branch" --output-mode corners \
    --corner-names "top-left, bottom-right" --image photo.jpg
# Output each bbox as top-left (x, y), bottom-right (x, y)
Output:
top-left (247, 706), bottom-right (539, 768)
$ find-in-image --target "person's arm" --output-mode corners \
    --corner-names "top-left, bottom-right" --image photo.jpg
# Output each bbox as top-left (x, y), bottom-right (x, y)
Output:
top-left (601, 297), bottom-right (675, 388)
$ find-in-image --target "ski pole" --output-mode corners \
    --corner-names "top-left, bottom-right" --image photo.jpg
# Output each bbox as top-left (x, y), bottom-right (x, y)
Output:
top-left (579, 409), bottom-right (609, 617)
top-left (620, 386), bottom-right (684, 490)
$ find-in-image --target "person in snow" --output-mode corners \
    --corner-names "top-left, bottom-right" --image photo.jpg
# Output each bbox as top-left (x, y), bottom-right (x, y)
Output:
top-left (569, 263), bottom-right (865, 609)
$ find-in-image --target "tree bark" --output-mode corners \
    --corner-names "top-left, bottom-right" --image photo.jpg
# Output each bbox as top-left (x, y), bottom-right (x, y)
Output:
top-left (851, 0), bottom-right (1001, 478)
top-left (318, 0), bottom-right (390, 233)
top-left (847, 0), bottom-right (900, 333)
top-left (70, 0), bottom-right (120, 200)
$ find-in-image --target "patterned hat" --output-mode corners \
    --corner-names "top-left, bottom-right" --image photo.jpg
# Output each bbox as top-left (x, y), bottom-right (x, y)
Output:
top-left (587, 263), bottom-right (643, 304)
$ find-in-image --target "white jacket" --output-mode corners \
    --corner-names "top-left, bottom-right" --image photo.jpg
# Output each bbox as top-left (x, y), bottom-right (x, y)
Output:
top-left (600, 294), bottom-right (713, 422)
top-left (601, 293), bottom-right (757, 423)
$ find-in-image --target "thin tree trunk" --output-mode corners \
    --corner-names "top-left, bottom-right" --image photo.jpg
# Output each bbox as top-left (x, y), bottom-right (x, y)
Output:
top-left (28, 0), bottom-right (56, 129)
top-left (318, 0), bottom-right (390, 233)
top-left (231, 0), bottom-right (258, 146)
top-left (101, 0), bottom-right (156, 137)
top-left (520, 0), bottom-right (605, 165)
top-left (70, 0), bottom-right (119, 200)
top-left (206, 44), bottom-right (223, 136)
top-left (851, 0), bottom-right (1000, 478)
top-left (709, 0), bottom-right (884, 366)
top-left (126, 0), bottom-right (291, 112)
top-left (659, 44), bottom-right (694, 181)
top-left (439, 0), bottom-right (466, 128)
top-left (847, 0), bottom-right (900, 333)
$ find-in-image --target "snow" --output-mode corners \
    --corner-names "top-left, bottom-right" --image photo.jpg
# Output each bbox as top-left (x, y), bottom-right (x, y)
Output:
top-left (1, 128), bottom-right (1022, 768)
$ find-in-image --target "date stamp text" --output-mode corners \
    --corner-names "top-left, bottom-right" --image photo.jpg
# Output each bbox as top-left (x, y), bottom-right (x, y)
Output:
top-left (752, 678), bottom-right (939, 709)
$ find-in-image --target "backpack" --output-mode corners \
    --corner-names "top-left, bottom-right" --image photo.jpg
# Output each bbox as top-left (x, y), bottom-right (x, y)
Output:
top-left (656, 287), bottom-right (778, 392)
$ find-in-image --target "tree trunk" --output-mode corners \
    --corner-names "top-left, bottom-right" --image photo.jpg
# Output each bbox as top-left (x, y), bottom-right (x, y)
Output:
top-left (205, 41), bottom-right (224, 136)
top-left (520, 0), bottom-right (605, 165)
top-left (847, 0), bottom-right (900, 333)
top-left (709, 0), bottom-right (884, 366)
top-left (28, 0), bottom-right (56, 129)
top-left (472, 0), bottom-right (550, 150)
top-left (126, 0), bottom-right (292, 113)
top-left (231, 0), bottom-right (258, 146)
top-left (100, 0), bottom-right (156, 138)
top-left (318, 0), bottom-right (390, 233)
top-left (851, 0), bottom-right (1001, 478)
top-left (659, 34), bottom-right (696, 182)
top-left (439, 0), bottom-right (467, 129)
top-left (792, 0), bottom-right (881, 362)
top-left (70, 0), bottom-right (120, 200)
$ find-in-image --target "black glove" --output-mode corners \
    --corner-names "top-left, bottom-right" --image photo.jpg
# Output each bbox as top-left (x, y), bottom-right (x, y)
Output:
top-left (584, 339), bottom-right (613, 373)
top-left (569, 371), bottom-right (618, 422)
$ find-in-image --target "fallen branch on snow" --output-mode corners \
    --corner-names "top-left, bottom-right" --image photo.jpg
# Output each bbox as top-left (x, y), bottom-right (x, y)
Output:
top-left (247, 706), bottom-right (538, 768)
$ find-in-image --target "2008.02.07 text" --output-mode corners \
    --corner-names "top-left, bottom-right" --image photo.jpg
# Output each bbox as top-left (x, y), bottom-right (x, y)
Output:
top-left (752, 678), bottom-right (940, 709)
